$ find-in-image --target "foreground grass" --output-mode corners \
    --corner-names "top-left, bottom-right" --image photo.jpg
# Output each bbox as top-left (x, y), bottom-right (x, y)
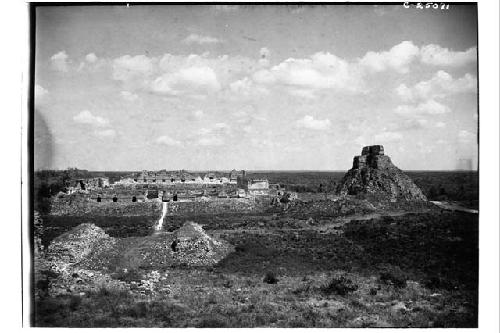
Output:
top-left (34, 268), bottom-right (476, 327)
top-left (34, 210), bottom-right (477, 327)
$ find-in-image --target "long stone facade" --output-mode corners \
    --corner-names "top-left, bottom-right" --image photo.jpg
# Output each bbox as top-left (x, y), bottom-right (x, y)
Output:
top-left (54, 169), bottom-right (274, 206)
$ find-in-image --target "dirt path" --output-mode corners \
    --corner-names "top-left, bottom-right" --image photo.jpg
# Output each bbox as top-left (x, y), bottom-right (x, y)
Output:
top-left (154, 202), bottom-right (168, 231)
top-left (430, 201), bottom-right (478, 214)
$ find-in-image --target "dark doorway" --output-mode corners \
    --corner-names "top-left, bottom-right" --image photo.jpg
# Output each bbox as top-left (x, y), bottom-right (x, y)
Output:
top-left (173, 194), bottom-right (178, 201)
top-left (132, 196), bottom-right (137, 202)
top-left (97, 196), bottom-right (101, 202)
top-left (171, 240), bottom-right (178, 252)
top-left (113, 196), bottom-right (118, 202)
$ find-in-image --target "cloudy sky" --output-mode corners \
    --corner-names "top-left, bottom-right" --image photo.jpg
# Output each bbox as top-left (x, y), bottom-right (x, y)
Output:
top-left (34, 4), bottom-right (478, 171)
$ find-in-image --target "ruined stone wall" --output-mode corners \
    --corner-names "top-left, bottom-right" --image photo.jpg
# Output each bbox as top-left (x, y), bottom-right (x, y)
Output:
top-left (166, 198), bottom-right (269, 216)
top-left (49, 194), bottom-right (270, 217)
top-left (50, 196), bottom-right (162, 217)
top-left (112, 183), bottom-right (237, 191)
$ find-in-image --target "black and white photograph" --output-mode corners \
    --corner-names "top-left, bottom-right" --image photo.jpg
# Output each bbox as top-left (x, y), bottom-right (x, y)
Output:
top-left (14, 1), bottom-right (497, 329)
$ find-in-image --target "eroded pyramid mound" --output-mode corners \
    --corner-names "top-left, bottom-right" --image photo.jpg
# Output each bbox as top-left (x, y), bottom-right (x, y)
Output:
top-left (170, 222), bottom-right (233, 266)
top-left (47, 223), bottom-right (115, 271)
top-left (336, 145), bottom-right (427, 201)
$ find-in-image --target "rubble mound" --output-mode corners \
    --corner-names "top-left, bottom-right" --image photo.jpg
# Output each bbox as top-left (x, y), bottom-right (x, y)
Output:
top-left (46, 223), bottom-right (115, 271)
top-left (336, 145), bottom-right (427, 201)
top-left (170, 222), bottom-right (233, 266)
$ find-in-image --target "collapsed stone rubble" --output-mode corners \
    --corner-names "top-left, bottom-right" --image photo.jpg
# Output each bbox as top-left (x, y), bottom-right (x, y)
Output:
top-left (46, 223), bottom-right (116, 273)
top-left (170, 222), bottom-right (234, 266)
top-left (36, 221), bottom-right (234, 298)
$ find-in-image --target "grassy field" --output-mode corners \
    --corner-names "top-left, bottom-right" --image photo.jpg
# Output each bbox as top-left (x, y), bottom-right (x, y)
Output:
top-left (34, 208), bottom-right (478, 327)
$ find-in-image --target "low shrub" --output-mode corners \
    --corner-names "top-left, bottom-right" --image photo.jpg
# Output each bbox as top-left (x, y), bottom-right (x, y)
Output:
top-left (69, 295), bottom-right (82, 311)
top-left (292, 282), bottom-right (312, 295)
top-left (36, 279), bottom-right (49, 293)
top-left (40, 269), bottom-right (60, 279)
top-left (263, 271), bottom-right (279, 284)
top-left (127, 301), bottom-right (149, 318)
top-left (206, 293), bottom-right (218, 304)
top-left (111, 269), bottom-right (143, 283)
top-left (223, 279), bottom-right (233, 288)
top-left (196, 317), bottom-right (229, 328)
top-left (379, 265), bottom-right (408, 288)
top-left (234, 244), bottom-right (246, 252)
top-left (321, 276), bottom-right (358, 296)
top-left (424, 275), bottom-right (457, 290)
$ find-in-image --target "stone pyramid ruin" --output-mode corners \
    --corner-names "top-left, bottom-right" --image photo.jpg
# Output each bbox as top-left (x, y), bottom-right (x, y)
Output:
top-left (336, 145), bottom-right (427, 201)
top-left (170, 222), bottom-right (233, 266)
top-left (46, 224), bottom-right (117, 271)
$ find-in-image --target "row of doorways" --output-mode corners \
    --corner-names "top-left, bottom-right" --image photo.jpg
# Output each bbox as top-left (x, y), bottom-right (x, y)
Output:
top-left (96, 194), bottom-right (178, 202)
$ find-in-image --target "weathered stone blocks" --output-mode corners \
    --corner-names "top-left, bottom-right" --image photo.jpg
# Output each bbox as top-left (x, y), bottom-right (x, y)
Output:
top-left (337, 145), bottom-right (427, 201)
top-left (46, 224), bottom-right (115, 272)
top-left (361, 145), bottom-right (384, 156)
top-left (170, 222), bottom-right (234, 266)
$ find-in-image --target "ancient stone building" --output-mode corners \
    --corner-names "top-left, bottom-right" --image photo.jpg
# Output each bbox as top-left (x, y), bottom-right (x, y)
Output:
top-left (68, 177), bottom-right (110, 193)
top-left (62, 168), bottom-right (273, 204)
top-left (247, 179), bottom-right (270, 196)
top-left (336, 145), bottom-right (427, 201)
top-left (132, 170), bottom-right (237, 185)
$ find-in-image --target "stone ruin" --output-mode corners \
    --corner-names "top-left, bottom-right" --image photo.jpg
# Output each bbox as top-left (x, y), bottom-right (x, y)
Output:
top-left (336, 145), bottom-right (427, 201)
top-left (170, 222), bottom-right (234, 266)
top-left (46, 223), bottom-right (115, 273)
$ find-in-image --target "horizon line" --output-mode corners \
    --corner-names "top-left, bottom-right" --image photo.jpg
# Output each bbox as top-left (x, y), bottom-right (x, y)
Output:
top-left (34, 168), bottom-right (479, 173)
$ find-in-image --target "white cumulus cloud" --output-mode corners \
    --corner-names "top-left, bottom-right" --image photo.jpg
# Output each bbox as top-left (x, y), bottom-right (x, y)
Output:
top-left (183, 33), bottom-right (222, 45)
top-left (396, 70), bottom-right (477, 102)
top-left (73, 110), bottom-right (109, 127)
top-left (35, 84), bottom-right (48, 98)
top-left (230, 77), bottom-right (269, 96)
top-left (296, 115), bottom-right (331, 130)
top-left (254, 52), bottom-right (366, 95)
top-left (50, 51), bottom-right (69, 72)
top-left (156, 135), bottom-right (182, 146)
top-left (151, 66), bottom-right (220, 96)
top-left (85, 53), bottom-right (98, 63)
top-left (420, 45), bottom-right (477, 67)
top-left (359, 41), bottom-right (420, 73)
